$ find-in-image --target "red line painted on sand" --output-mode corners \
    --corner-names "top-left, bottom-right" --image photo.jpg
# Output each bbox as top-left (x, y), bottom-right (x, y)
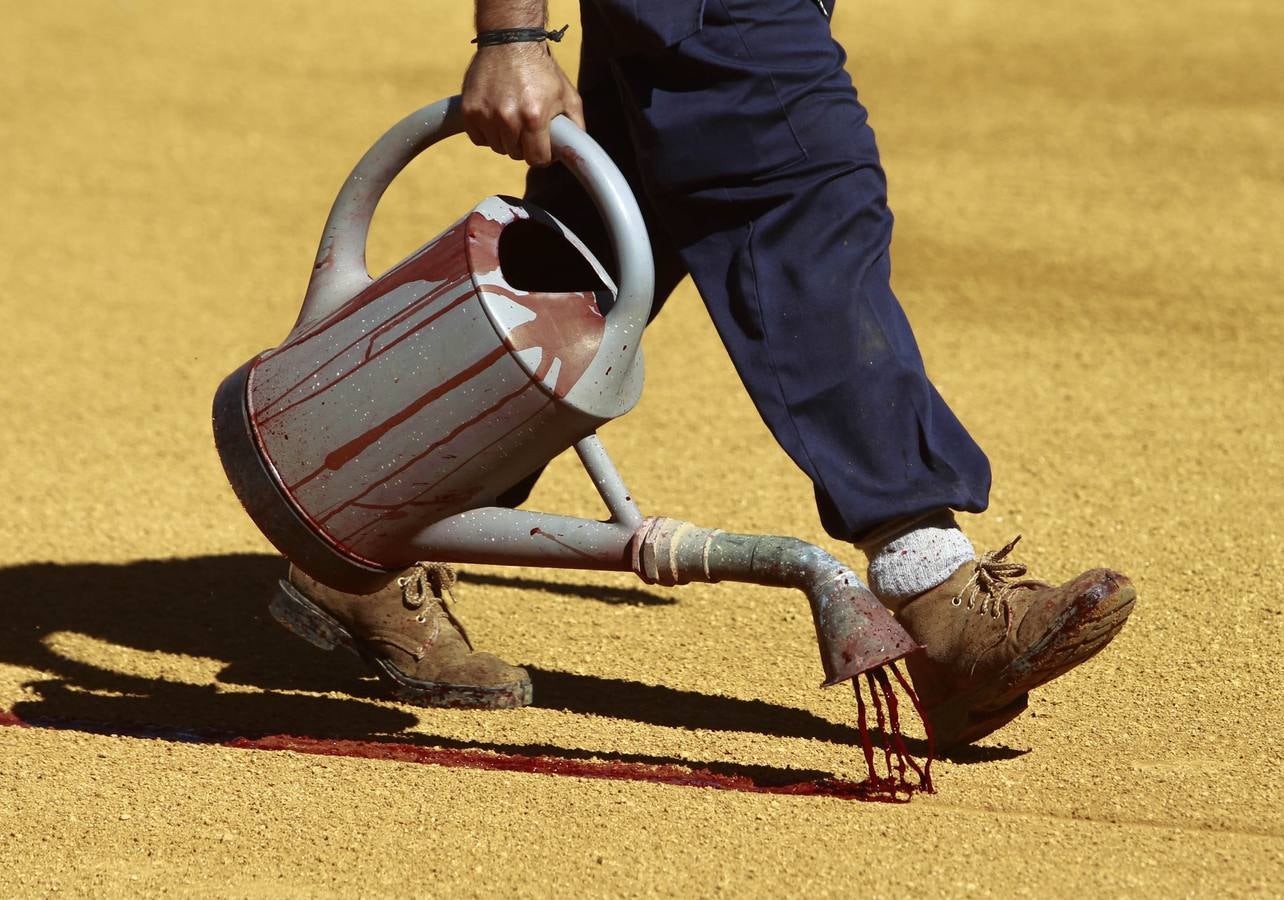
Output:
top-left (0, 710), bottom-right (911, 803)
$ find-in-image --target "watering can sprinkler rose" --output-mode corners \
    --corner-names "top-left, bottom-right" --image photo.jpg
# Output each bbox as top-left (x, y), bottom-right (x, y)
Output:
top-left (213, 95), bottom-right (934, 798)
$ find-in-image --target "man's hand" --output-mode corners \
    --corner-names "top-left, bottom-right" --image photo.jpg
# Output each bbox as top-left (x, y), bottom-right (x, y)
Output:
top-left (461, 42), bottom-right (585, 168)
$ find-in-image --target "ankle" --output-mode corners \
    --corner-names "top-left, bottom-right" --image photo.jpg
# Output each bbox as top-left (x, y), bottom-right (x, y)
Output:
top-left (859, 511), bottom-right (976, 610)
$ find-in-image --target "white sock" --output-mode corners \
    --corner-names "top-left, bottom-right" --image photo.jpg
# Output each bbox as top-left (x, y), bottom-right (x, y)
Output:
top-left (862, 512), bottom-right (976, 608)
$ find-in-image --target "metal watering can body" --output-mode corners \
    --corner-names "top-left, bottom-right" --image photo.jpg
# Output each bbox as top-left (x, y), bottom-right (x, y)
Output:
top-left (214, 97), bottom-right (655, 590)
top-left (213, 96), bottom-right (924, 730)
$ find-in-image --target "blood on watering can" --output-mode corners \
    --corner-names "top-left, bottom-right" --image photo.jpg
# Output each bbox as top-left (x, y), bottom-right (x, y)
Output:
top-left (213, 97), bottom-right (655, 592)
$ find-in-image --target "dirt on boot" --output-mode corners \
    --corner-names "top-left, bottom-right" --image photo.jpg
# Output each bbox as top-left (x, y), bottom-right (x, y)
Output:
top-left (897, 537), bottom-right (1136, 748)
top-left (275, 562), bottom-right (533, 709)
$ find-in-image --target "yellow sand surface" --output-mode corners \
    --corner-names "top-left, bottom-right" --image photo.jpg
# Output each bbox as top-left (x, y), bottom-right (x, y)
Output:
top-left (1, 0), bottom-right (1281, 895)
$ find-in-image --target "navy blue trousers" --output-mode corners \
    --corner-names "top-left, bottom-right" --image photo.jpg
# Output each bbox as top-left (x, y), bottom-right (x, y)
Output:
top-left (509, 0), bottom-right (991, 543)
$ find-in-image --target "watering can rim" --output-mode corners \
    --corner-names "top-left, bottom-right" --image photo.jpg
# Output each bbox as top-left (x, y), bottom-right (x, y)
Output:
top-left (290, 95), bottom-right (654, 381)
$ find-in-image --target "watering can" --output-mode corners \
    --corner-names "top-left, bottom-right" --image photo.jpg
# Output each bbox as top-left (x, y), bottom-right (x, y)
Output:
top-left (213, 95), bottom-right (921, 701)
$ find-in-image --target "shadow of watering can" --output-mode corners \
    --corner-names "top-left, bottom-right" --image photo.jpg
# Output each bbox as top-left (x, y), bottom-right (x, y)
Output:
top-left (213, 96), bottom-right (926, 746)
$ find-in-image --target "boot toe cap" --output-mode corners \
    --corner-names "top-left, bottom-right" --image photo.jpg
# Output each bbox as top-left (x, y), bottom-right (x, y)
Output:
top-left (1067, 568), bottom-right (1137, 630)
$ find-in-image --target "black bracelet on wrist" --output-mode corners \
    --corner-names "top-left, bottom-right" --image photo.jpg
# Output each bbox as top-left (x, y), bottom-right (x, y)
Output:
top-left (471, 24), bottom-right (569, 47)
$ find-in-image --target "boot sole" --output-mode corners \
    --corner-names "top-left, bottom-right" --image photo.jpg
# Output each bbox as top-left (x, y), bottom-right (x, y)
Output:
top-left (271, 580), bottom-right (533, 710)
top-left (929, 691), bottom-right (1030, 751)
top-left (924, 575), bottom-right (1136, 749)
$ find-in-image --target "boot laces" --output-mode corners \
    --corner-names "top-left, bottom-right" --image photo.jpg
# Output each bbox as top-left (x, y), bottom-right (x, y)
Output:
top-left (397, 562), bottom-right (473, 649)
top-left (953, 535), bottom-right (1031, 626)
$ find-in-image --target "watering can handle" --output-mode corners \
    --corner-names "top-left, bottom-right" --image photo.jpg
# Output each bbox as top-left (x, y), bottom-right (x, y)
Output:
top-left (294, 96), bottom-right (655, 363)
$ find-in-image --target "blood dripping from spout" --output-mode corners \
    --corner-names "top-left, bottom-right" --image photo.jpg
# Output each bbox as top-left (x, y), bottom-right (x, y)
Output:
top-left (851, 661), bottom-right (935, 798)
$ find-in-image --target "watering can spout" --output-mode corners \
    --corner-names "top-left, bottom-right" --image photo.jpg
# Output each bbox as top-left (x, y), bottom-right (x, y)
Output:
top-left (621, 516), bottom-right (933, 796)
top-left (627, 518), bottom-right (921, 682)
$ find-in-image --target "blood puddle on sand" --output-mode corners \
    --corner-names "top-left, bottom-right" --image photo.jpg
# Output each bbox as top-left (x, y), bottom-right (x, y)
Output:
top-left (0, 708), bottom-right (928, 803)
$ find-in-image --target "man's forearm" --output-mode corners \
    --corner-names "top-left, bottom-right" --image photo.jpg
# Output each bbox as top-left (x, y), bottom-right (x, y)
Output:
top-left (475, 0), bottom-right (547, 31)
top-left (463, 0), bottom-right (582, 167)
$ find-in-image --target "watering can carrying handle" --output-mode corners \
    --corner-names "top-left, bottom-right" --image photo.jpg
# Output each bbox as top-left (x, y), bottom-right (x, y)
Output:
top-left (295, 96), bottom-right (655, 367)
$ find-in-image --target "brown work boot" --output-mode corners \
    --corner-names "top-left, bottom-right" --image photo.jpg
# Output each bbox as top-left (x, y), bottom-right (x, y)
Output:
top-left (897, 537), bottom-right (1135, 749)
top-left (270, 562), bottom-right (532, 709)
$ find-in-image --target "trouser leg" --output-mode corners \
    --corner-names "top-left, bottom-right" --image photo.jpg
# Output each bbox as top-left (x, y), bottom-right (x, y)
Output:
top-left (598, 0), bottom-right (990, 542)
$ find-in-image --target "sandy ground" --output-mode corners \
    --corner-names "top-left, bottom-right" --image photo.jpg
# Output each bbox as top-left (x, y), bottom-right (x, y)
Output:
top-left (2, 0), bottom-right (1282, 895)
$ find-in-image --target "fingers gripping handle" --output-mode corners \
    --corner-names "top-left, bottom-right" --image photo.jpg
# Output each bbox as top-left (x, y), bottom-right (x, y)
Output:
top-left (294, 96), bottom-right (655, 369)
